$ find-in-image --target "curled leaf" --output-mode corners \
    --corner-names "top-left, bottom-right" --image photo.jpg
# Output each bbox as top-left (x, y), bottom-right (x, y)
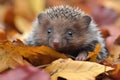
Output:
top-left (45, 58), bottom-right (113, 80)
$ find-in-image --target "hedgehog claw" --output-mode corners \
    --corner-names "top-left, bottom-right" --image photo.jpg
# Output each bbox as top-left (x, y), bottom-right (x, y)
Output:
top-left (75, 52), bottom-right (88, 61)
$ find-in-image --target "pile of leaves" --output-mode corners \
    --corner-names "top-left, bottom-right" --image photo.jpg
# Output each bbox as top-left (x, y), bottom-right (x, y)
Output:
top-left (0, 0), bottom-right (120, 80)
top-left (0, 39), bottom-right (115, 80)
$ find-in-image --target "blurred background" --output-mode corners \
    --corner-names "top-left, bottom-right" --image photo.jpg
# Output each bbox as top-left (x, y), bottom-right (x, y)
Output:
top-left (0, 0), bottom-right (120, 61)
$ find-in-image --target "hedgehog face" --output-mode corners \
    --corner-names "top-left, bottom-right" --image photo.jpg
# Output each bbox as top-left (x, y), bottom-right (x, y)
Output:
top-left (37, 16), bottom-right (92, 51)
top-left (35, 6), bottom-right (93, 50)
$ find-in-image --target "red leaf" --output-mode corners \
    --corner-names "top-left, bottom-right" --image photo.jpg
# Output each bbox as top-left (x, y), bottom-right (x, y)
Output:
top-left (0, 65), bottom-right (50, 80)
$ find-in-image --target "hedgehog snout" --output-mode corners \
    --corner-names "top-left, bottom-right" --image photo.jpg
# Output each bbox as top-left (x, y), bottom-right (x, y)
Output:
top-left (53, 42), bottom-right (60, 48)
top-left (52, 35), bottom-right (61, 48)
top-left (48, 34), bottom-right (67, 49)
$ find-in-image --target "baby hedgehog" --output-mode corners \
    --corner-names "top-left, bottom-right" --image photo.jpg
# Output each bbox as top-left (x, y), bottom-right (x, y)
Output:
top-left (24, 5), bottom-right (108, 61)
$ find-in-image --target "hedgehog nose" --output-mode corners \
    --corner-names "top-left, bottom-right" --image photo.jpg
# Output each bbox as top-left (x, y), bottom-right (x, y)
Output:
top-left (53, 42), bottom-right (59, 47)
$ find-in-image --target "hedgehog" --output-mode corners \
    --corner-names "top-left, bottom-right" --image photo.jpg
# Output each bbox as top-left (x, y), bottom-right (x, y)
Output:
top-left (24, 5), bottom-right (108, 61)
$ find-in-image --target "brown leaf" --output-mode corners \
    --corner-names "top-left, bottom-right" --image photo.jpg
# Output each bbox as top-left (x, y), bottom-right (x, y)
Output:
top-left (114, 35), bottom-right (120, 45)
top-left (100, 29), bottom-right (110, 38)
top-left (0, 40), bottom-right (67, 72)
top-left (0, 41), bottom-right (27, 72)
top-left (105, 35), bottom-right (120, 64)
top-left (20, 45), bottom-right (67, 66)
top-left (97, 63), bottom-right (120, 80)
top-left (0, 29), bottom-right (7, 41)
top-left (96, 72), bottom-right (114, 80)
top-left (108, 64), bottom-right (120, 80)
top-left (45, 58), bottom-right (113, 80)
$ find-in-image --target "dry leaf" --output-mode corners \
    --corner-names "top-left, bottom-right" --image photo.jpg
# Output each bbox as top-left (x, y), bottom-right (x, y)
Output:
top-left (105, 35), bottom-right (120, 64)
top-left (87, 44), bottom-right (101, 62)
top-left (109, 64), bottom-right (120, 80)
top-left (97, 62), bottom-right (120, 80)
top-left (100, 29), bottom-right (110, 38)
top-left (0, 29), bottom-right (7, 41)
top-left (0, 65), bottom-right (50, 80)
top-left (114, 35), bottom-right (120, 45)
top-left (0, 40), bottom-right (67, 72)
top-left (20, 45), bottom-right (67, 66)
top-left (96, 72), bottom-right (114, 80)
top-left (45, 58), bottom-right (113, 80)
top-left (0, 41), bottom-right (27, 72)
top-left (109, 44), bottom-right (120, 64)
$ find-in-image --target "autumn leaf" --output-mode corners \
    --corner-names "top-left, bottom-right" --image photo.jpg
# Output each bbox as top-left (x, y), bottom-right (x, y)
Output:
top-left (86, 44), bottom-right (101, 62)
top-left (108, 64), bottom-right (120, 80)
top-left (0, 40), bottom-right (67, 72)
top-left (20, 45), bottom-right (67, 66)
top-left (100, 28), bottom-right (110, 38)
top-left (96, 72), bottom-right (114, 80)
top-left (0, 41), bottom-right (28, 72)
top-left (0, 65), bottom-right (50, 80)
top-left (45, 58), bottom-right (113, 80)
top-left (0, 29), bottom-right (7, 41)
top-left (104, 35), bottom-right (120, 64)
top-left (96, 62), bottom-right (120, 80)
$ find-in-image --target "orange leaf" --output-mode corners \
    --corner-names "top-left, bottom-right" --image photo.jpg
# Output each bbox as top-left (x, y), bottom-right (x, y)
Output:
top-left (87, 44), bottom-right (101, 62)
top-left (0, 41), bottom-right (27, 72)
top-left (109, 64), bottom-right (120, 80)
top-left (0, 29), bottom-right (7, 41)
top-left (0, 40), bottom-right (67, 72)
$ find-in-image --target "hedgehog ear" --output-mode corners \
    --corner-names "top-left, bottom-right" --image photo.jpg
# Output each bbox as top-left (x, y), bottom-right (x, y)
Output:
top-left (37, 13), bottom-right (49, 24)
top-left (82, 15), bottom-right (91, 26)
top-left (38, 13), bottom-right (44, 21)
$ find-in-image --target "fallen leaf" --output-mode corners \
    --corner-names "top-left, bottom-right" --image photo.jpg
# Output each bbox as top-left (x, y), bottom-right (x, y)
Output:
top-left (20, 45), bottom-right (67, 66)
top-left (105, 35), bottom-right (120, 64)
top-left (45, 58), bottom-right (113, 80)
top-left (0, 29), bottom-right (7, 41)
top-left (0, 40), bottom-right (67, 72)
top-left (100, 29), bottom-right (110, 38)
top-left (0, 65), bottom-right (50, 80)
top-left (0, 41), bottom-right (27, 72)
top-left (96, 63), bottom-right (120, 80)
top-left (114, 35), bottom-right (120, 45)
top-left (96, 72), bottom-right (114, 80)
top-left (87, 44), bottom-right (101, 62)
top-left (109, 45), bottom-right (120, 64)
top-left (108, 64), bottom-right (120, 80)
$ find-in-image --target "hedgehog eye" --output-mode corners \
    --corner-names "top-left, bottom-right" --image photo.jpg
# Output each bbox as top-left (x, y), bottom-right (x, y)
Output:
top-left (67, 31), bottom-right (73, 36)
top-left (47, 28), bottom-right (52, 34)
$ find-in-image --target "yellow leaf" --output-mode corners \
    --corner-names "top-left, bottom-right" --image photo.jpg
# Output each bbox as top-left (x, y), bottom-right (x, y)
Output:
top-left (45, 58), bottom-right (113, 80)
top-left (87, 44), bottom-right (101, 62)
